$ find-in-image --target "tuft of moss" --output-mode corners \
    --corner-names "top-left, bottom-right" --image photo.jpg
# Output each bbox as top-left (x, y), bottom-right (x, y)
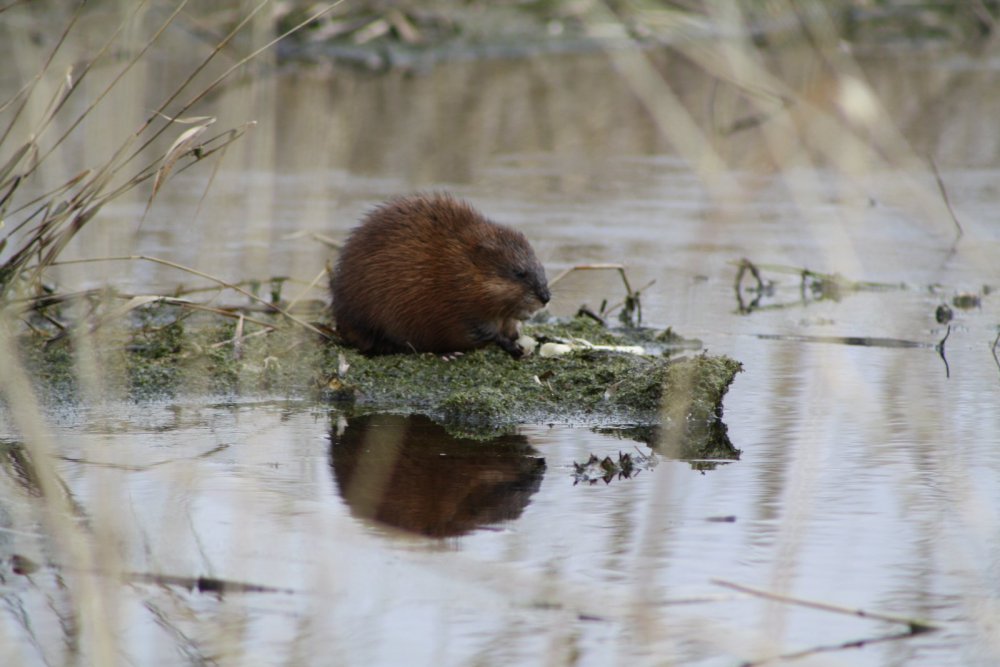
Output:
top-left (441, 386), bottom-right (509, 427)
top-left (19, 337), bottom-right (78, 400)
top-left (331, 318), bottom-right (742, 457)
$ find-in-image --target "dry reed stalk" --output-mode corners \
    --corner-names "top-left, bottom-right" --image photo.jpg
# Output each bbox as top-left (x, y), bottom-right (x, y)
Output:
top-left (0, 306), bottom-right (119, 663)
top-left (0, 2), bottom-right (341, 301)
top-left (50, 255), bottom-right (330, 338)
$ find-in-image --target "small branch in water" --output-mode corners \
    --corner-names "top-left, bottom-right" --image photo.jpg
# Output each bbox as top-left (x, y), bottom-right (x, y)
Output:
top-left (734, 258), bottom-right (768, 314)
top-left (732, 259), bottom-right (906, 314)
top-left (712, 579), bottom-right (939, 634)
top-left (735, 257), bottom-right (766, 293)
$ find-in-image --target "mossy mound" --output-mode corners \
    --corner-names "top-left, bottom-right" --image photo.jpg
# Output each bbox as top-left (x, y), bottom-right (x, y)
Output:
top-left (17, 305), bottom-right (741, 458)
top-left (330, 316), bottom-right (742, 455)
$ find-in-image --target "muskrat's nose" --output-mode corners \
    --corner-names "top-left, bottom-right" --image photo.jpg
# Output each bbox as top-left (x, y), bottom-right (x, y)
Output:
top-left (537, 284), bottom-right (551, 305)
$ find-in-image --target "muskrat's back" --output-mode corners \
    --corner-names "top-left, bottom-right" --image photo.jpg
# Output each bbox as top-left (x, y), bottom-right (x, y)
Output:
top-left (331, 193), bottom-right (550, 356)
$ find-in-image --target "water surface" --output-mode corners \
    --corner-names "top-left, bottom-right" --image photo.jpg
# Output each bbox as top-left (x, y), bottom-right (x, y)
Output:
top-left (2, 30), bottom-right (1000, 667)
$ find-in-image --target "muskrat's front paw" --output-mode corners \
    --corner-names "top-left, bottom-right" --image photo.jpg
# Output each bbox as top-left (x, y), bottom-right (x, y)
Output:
top-left (495, 336), bottom-right (526, 359)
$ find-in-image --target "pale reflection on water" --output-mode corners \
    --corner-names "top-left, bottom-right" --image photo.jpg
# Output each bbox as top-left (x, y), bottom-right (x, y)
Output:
top-left (2, 26), bottom-right (1000, 667)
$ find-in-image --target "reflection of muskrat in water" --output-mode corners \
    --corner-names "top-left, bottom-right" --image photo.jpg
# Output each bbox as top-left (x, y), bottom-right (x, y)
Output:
top-left (330, 193), bottom-right (550, 357)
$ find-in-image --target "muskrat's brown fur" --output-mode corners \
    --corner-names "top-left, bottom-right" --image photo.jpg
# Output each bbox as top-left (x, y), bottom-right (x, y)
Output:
top-left (330, 193), bottom-right (550, 357)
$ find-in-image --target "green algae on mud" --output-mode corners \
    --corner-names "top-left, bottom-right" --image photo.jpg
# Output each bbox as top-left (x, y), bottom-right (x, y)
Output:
top-left (18, 306), bottom-right (741, 458)
top-left (324, 316), bottom-right (741, 457)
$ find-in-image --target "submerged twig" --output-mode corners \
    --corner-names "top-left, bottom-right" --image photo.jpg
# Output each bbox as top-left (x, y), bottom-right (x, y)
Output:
top-left (712, 579), bottom-right (938, 634)
top-left (755, 333), bottom-right (932, 349)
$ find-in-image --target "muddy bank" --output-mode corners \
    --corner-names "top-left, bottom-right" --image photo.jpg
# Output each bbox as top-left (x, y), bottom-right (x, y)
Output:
top-left (276, 2), bottom-right (998, 71)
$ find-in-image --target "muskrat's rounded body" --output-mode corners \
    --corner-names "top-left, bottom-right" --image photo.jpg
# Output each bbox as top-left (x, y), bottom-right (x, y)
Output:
top-left (331, 193), bottom-right (550, 357)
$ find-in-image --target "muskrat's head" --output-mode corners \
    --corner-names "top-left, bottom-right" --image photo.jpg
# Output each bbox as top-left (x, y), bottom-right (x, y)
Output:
top-left (474, 224), bottom-right (550, 320)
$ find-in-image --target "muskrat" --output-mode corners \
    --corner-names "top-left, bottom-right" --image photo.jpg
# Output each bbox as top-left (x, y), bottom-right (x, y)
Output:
top-left (330, 193), bottom-right (550, 357)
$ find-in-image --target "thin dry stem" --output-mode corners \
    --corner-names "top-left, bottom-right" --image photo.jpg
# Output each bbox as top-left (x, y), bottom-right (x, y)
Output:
top-left (929, 155), bottom-right (963, 238)
top-left (0, 1), bottom-right (83, 147)
top-left (713, 579), bottom-right (939, 633)
top-left (286, 267), bottom-right (330, 312)
top-left (48, 256), bottom-right (330, 339)
top-left (548, 263), bottom-right (626, 288)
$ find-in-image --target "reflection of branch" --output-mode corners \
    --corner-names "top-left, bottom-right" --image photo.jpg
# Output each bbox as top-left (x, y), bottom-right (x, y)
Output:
top-left (129, 571), bottom-right (293, 594)
top-left (936, 325), bottom-right (951, 379)
top-left (992, 330), bottom-right (1000, 380)
top-left (712, 579), bottom-right (938, 633)
top-left (732, 258), bottom-right (904, 315)
top-left (740, 629), bottom-right (927, 667)
top-left (755, 333), bottom-right (930, 349)
top-left (734, 258), bottom-right (766, 314)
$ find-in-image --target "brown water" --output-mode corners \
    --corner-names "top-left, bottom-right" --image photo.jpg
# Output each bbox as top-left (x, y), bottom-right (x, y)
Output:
top-left (2, 27), bottom-right (1000, 667)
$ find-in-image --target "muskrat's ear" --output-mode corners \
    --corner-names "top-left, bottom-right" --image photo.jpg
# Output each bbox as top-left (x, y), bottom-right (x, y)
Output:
top-left (471, 235), bottom-right (502, 257)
